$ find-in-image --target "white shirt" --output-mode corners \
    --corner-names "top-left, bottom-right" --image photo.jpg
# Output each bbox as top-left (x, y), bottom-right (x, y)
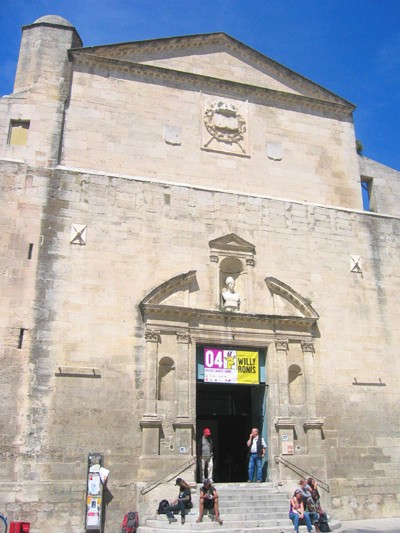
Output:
top-left (250, 435), bottom-right (266, 453)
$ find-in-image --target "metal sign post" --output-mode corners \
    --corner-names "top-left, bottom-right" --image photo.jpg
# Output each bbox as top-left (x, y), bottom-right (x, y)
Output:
top-left (85, 453), bottom-right (105, 532)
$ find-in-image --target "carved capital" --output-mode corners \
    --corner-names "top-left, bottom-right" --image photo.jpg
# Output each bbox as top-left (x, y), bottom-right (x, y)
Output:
top-left (301, 340), bottom-right (315, 353)
top-left (274, 417), bottom-right (296, 430)
top-left (303, 419), bottom-right (324, 430)
top-left (210, 254), bottom-right (219, 263)
top-left (246, 258), bottom-right (255, 266)
top-left (176, 331), bottom-right (191, 344)
top-left (145, 329), bottom-right (160, 343)
top-left (275, 339), bottom-right (289, 352)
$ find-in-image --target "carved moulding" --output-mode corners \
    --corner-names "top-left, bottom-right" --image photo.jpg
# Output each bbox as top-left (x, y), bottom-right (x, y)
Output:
top-left (274, 417), bottom-right (296, 430)
top-left (303, 419), bottom-right (324, 431)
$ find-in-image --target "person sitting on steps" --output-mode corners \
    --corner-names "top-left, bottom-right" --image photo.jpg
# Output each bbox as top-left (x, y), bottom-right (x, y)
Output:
top-left (289, 489), bottom-right (313, 533)
top-left (164, 478), bottom-right (192, 525)
top-left (196, 479), bottom-right (223, 525)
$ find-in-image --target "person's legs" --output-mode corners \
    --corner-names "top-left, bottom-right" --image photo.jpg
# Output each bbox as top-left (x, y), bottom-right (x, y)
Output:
top-left (213, 496), bottom-right (223, 525)
top-left (256, 456), bottom-right (263, 481)
top-left (308, 511), bottom-right (319, 532)
top-left (248, 453), bottom-right (256, 481)
top-left (196, 499), bottom-right (204, 522)
top-left (178, 500), bottom-right (185, 517)
top-left (208, 457), bottom-right (213, 480)
top-left (289, 512), bottom-right (300, 532)
top-left (201, 457), bottom-right (206, 479)
top-left (165, 503), bottom-right (179, 523)
top-left (303, 511), bottom-right (313, 532)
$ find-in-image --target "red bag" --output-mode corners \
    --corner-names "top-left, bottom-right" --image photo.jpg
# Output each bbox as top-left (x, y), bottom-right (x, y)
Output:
top-left (121, 511), bottom-right (139, 533)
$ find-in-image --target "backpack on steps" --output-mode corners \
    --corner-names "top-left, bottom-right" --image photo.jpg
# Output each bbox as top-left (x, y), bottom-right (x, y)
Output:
top-left (121, 511), bottom-right (139, 533)
top-left (157, 499), bottom-right (170, 514)
top-left (318, 518), bottom-right (331, 532)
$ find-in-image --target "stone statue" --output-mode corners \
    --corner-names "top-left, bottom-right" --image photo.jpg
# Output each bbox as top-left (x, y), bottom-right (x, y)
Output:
top-left (221, 276), bottom-right (240, 311)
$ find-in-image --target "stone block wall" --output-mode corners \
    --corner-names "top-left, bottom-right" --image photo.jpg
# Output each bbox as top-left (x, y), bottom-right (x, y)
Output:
top-left (1, 158), bottom-right (399, 529)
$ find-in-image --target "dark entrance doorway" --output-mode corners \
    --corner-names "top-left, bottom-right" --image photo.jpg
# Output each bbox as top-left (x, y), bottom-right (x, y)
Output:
top-left (196, 382), bottom-right (266, 482)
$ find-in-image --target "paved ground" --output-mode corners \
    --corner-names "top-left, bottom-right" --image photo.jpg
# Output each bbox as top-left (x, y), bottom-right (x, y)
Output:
top-left (336, 516), bottom-right (400, 532)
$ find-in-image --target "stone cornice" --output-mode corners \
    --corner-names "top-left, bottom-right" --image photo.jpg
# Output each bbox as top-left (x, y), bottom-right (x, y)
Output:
top-left (68, 50), bottom-right (355, 116)
top-left (140, 303), bottom-right (317, 329)
top-left (74, 32), bottom-right (352, 107)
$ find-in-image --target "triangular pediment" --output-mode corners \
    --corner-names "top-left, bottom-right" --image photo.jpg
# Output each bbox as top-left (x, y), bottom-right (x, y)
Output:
top-left (75, 33), bottom-right (353, 108)
top-left (209, 233), bottom-right (255, 255)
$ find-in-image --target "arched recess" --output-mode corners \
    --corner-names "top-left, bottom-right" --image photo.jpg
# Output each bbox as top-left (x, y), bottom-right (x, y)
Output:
top-left (209, 233), bottom-right (256, 312)
top-left (289, 364), bottom-right (304, 405)
top-left (158, 356), bottom-right (175, 401)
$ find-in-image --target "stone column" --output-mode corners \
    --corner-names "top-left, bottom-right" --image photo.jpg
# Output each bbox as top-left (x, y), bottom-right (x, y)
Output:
top-left (209, 254), bottom-right (220, 308)
top-left (143, 328), bottom-right (160, 418)
top-left (245, 258), bottom-right (255, 312)
top-left (275, 339), bottom-right (289, 418)
top-left (176, 331), bottom-right (191, 419)
top-left (301, 340), bottom-right (317, 421)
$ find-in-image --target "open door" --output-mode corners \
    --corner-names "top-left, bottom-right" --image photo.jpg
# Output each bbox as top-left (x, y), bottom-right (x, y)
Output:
top-left (196, 345), bottom-right (267, 482)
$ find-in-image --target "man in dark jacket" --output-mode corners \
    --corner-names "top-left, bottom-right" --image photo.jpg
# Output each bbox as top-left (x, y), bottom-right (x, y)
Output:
top-left (246, 428), bottom-right (266, 482)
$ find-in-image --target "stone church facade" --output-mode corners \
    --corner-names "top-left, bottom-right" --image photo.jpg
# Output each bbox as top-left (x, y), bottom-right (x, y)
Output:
top-left (0, 15), bottom-right (399, 532)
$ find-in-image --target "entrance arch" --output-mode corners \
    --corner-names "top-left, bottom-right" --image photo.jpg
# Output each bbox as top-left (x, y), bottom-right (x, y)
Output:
top-left (138, 269), bottom-right (323, 484)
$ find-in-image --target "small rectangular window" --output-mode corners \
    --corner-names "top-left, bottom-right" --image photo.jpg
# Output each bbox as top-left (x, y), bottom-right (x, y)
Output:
top-left (361, 177), bottom-right (372, 211)
top-left (8, 120), bottom-right (30, 146)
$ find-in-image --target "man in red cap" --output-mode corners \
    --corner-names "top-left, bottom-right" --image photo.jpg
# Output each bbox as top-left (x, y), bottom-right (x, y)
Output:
top-left (199, 428), bottom-right (214, 481)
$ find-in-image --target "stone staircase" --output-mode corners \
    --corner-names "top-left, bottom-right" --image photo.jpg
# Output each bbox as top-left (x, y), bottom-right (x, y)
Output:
top-left (138, 482), bottom-right (339, 533)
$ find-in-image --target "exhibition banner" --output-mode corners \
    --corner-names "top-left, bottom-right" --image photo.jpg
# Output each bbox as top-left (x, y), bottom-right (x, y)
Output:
top-left (204, 347), bottom-right (259, 384)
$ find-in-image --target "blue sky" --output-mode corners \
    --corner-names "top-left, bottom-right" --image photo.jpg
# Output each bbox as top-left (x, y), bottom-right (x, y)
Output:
top-left (1, 0), bottom-right (399, 170)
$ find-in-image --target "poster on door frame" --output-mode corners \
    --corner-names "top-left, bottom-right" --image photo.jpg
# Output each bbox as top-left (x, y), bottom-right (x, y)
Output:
top-left (204, 347), bottom-right (259, 384)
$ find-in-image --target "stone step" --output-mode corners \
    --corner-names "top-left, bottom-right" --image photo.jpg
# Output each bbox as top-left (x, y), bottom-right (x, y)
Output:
top-left (217, 492), bottom-right (288, 500)
top-left (138, 522), bottom-right (341, 533)
top-left (148, 512), bottom-right (289, 525)
top-left (220, 502), bottom-right (288, 513)
top-left (139, 483), bottom-right (341, 533)
top-left (220, 498), bottom-right (288, 506)
top-left (137, 520), bottom-right (295, 533)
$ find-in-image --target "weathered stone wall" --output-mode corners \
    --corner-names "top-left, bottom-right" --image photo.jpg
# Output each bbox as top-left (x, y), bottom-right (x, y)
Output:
top-left (60, 65), bottom-right (361, 209)
top-left (1, 17), bottom-right (400, 533)
top-left (1, 158), bottom-right (399, 529)
top-left (359, 155), bottom-right (400, 216)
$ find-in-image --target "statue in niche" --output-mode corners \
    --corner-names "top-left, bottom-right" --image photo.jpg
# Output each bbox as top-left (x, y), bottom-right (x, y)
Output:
top-left (221, 276), bottom-right (240, 311)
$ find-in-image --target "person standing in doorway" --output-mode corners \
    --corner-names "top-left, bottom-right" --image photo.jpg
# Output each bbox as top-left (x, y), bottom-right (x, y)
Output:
top-left (199, 428), bottom-right (214, 481)
top-left (246, 427), bottom-right (266, 482)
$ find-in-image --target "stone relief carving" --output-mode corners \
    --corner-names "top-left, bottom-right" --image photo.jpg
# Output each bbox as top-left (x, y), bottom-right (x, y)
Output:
top-left (275, 339), bottom-right (289, 351)
top-left (221, 276), bottom-right (241, 311)
top-left (202, 96), bottom-right (249, 156)
top-left (144, 329), bottom-right (160, 343)
top-left (301, 340), bottom-right (315, 353)
top-left (176, 331), bottom-right (191, 344)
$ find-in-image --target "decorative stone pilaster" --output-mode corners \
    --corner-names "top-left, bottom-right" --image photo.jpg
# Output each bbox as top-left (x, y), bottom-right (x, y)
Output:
top-left (301, 340), bottom-right (317, 422)
top-left (143, 329), bottom-right (160, 418)
top-left (173, 421), bottom-right (194, 456)
top-left (177, 331), bottom-right (191, 419)
top-left (245, 258), bottom-right (255, 313)
top-left (301, 340), bottom-right (324, 439)
top-left (140, 419), bottom-right (162, 456)
top-left (275, 339), bottom-right (290, 419)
